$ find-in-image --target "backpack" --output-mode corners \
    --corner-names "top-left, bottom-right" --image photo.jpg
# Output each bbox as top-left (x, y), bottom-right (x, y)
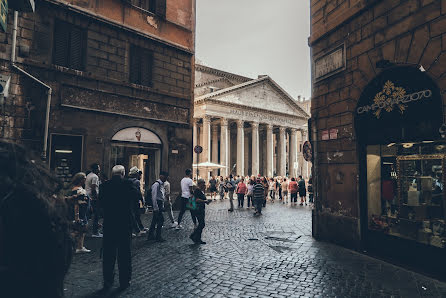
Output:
top-left (186, 195), bottom-right (197, 210)
top-left (145, 181), bottom-right (159, 208)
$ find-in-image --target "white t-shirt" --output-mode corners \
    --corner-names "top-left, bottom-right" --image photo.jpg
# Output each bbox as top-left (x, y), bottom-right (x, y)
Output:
top-left (181, 177), bottom-right (193, 198)
top-left (85, 172), bottom-right (100, 198)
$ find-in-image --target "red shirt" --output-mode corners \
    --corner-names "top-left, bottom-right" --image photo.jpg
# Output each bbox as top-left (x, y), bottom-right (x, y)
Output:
top-left (289, 181), bottom-right (298, 194)
top-left (236, 182), bottom-right (247, 194)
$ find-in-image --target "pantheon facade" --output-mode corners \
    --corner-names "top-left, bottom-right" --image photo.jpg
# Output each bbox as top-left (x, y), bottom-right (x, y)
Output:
top-left (194, 64), bottom-right (311, 178)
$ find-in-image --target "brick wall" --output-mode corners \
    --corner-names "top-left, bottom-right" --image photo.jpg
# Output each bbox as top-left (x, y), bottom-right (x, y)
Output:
top-left (310, 0), bottom-right (446, 247)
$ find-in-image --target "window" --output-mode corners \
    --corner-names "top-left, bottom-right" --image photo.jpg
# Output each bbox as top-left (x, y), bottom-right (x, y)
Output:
top-left (130, 46), bottom-right (153, 87)
top-left (131, 0), bottom-right (163, 15)
top-left (53, 20), bottom-right (86, 70)
top-left (50, 134), bottom-right (83, 185)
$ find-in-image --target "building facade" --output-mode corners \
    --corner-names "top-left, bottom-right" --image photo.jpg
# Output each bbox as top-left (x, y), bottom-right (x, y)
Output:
top-left (1, 0), bottom-right (195, 193)
top-left (194, 64), bottom-right (310, 178)
top-left (310, 0), bottom-right (446, 276)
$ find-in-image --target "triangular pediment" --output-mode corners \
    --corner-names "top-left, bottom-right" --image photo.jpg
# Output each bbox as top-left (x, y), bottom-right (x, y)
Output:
top-left (197, 78), bottom-right (309, 118)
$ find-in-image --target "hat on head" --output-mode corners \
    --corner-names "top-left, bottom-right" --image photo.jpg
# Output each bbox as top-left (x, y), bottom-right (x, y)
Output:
top-left (129, 166), bottom-right (141, 176)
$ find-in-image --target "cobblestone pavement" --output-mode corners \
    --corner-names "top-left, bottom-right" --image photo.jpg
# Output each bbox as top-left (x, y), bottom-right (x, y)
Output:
top-left (65, 199), bottom-right (446, 298)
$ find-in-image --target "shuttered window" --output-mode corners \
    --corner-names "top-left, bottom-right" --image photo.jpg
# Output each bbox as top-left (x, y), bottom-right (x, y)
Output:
top-left (53, 20), bottom-right (86, 70)
top-left (130, 45), bottom-right (153, 87)
top-left (130, 0), bottom-right (165, 17)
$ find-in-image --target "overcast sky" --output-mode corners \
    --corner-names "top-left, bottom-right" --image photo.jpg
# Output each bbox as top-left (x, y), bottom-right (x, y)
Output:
top-left (196, 0), bottom-right (311, 100)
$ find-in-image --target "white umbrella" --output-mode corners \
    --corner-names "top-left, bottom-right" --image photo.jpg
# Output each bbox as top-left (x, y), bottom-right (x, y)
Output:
top-left (192, 162), bottom-right (227, 169)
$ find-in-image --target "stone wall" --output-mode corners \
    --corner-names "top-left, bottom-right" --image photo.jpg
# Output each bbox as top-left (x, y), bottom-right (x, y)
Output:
top-left (310, 0), bottom-right (446, 248)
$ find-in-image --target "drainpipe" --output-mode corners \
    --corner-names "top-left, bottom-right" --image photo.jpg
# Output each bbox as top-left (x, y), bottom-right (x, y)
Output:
top-left (11, 11), bottom-right (53, 161)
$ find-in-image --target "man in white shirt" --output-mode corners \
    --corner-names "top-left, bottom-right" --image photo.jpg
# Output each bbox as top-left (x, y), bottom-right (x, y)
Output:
top-left (85, 163), bottom-right (102, 237)
top-left (176, 169), bottom-right (197, 229)
top-left (147, 171), bottom-right (168, 242)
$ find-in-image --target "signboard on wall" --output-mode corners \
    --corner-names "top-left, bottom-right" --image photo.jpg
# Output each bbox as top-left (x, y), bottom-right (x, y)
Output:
top-left (314, 44), bottom-right (346, 82)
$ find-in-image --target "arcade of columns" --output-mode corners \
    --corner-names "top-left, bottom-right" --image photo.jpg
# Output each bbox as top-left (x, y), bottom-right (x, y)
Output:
top-left (193, 116), bottom-right (308, 178)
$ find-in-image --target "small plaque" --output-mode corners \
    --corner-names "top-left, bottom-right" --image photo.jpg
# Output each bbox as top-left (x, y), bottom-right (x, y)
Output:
top-left (314, 44), bottom-right (346, 82)
top-left (171, 149), bottom-right (179, 154)
top-left (322, 130), bottom-right (329, 141)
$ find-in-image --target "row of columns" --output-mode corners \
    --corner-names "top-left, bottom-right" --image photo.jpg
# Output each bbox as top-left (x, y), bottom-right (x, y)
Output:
top-left (193, 117), bottom-right (307, 178)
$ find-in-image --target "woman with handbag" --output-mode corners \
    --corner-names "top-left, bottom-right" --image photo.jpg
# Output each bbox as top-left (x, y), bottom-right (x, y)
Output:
top-left (71, 172), bottom-right (91, 253)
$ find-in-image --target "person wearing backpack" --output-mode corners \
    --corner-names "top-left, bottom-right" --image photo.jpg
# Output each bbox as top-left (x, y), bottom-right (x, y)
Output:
top-left (147, 171), bottom-right (169, 242)
top-left (236, 178), bottom-right (248, 208)
top-left (298, 175), bottom-right (307, 206)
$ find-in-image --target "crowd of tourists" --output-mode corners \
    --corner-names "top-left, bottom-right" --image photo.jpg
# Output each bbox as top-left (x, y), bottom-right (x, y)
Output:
top-left (201, 174), bottom-right (314, 215)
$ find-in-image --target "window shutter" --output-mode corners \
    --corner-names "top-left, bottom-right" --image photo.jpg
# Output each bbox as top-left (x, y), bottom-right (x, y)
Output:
top-left (69, 27), bottom-right (84, 70)
top-left (155, 0), bottom-right (166, 17)
top-left (53, 21), bottom-right (69, 67)
top-left (140, 49), bottom-right (153, 87)
top-left (130, 46), bottom-right (142, 84)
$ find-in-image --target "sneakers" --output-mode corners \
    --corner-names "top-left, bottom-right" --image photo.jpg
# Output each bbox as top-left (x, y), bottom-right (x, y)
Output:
top-left (91, 233), bottom-right (103, 238)
top-left (170, 221), bottom-right (178, 228)
top-left (75, 247), bottom-right (91, 254)
top-left (175, 224), bottom-right (183, 230)
top-left (137, 231), bottom-right (146, 236)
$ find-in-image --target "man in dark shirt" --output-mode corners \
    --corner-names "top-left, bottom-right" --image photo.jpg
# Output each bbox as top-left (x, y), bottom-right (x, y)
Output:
top-left (190, 179), bottom-right (212, 244)
top-left (99, 165), bottom-right (139, 291)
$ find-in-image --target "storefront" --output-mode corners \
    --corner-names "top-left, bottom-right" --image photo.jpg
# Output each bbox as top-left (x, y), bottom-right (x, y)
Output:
top-left (355, 66), bottom-right (446, 275)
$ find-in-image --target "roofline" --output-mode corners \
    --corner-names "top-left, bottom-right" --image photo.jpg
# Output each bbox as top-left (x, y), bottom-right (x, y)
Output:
top-left (195, 64), bottom-right (252, 83)
top-left (196, 76), bottom-right (310, 118)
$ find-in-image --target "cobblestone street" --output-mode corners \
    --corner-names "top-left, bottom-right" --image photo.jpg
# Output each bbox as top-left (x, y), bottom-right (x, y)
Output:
top-left (65, 200), bottom-right (446, 298)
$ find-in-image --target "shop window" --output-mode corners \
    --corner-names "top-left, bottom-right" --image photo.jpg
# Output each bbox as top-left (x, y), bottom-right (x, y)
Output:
top-left (53, 20), bottom-right (86, 71)
top-left (129, 45), bottom-right (153, 87)
top-left (50, 134), bottom-right (83, 185)
top-left (367, 141), bottom-right (446, 248)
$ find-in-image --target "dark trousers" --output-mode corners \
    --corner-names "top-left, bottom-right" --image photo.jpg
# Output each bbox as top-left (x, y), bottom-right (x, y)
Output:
top-left (254, 200), bottom-right (263, 214)
top-left (278, 188), bottom-right (282, 200)
top-left (177, 197), bottom-right (197, 225)
top-left (291, 193), bottom-right (298, 202)
top-left (237, 193), bottom-right (245, 207)
top-left (247, 195), bottom-right (253, 207)
top-left (103, 233), bottom-right (131, 288)
top-left (190, 209), bottom-right (205, 241)
top-left (148, 211), bottom-right (164, 239)
top-left (91, 200), bottom-right (101, 234)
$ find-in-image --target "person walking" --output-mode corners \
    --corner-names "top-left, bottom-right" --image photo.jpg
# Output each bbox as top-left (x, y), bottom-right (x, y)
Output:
top-left (85, 163), bottom-right (102, 237)
top-left (226, 175), bottom-right (236, 212)
top-left (262, 177), bottom-right (268, 208)
top-left (189, 179), bottom-right (212, 244)
top-left (177, 169), bottom-right (197, 229)
top-left (246, 179), bottom-right (254, 208)
top-left (289, 177), bottom-right (298, 204)
top-left (236, 178), bottom-right (247, 208)
top-left (99, 165), bottom-right (138, 291)
top-left (219, 176), bottom-right (226, 200)
top-left (163, 175), bottom-right (178, 228)
top-left (308, 177), bottom-right (314, 206)
top-left (128, 167), bottom-right (146, 236)
top-left (253, 178), bottom-right (265, 216)
top-left (268, 178), bottom-right (275, 202)
top-left (147, 171), bottom-right (169, 242)
top-left (71, 172), bottom-right (90, 254)
top-left (298, 175), bottom-right (307, 206)
top-left (208, 176), bottom-right (218, 201)
top-left (281, 178), bottom-right (289, 204)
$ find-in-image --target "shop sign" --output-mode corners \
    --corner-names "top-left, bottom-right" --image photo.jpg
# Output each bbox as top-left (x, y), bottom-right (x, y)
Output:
top-left (0, 0), bottom-right (7, 32)
top-left (111, 127), bottom-right (161, 144)
top-left (329, 128), bottom-right (338, 140)
top-left (314, 44), bottom-right (346, 82)
top-left (356, 80), bottom-right (432, 119)
top-left (321, 130), bottom-right (329, 141)
top-left (0, 74), bottom-right (10, 98)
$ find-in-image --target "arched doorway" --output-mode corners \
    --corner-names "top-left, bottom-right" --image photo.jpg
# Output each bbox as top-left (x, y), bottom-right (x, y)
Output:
top-left (355, 66), bottom-right (446, 275)
top-left (110, 127), bottom-right (162, 193)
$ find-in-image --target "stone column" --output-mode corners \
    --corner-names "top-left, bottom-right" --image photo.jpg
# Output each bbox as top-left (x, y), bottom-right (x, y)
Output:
top-left (236, 119), bottom-right (244, 176)
top-left (193, 118), bottom-right (198, 165)
top-left (202, 116), bottom-right (211, 179)
top-left (251, 122), bottom-right (259, 176)
top-left (266, 124), bottom-right (273, 177)
top-left (302, 130), bottom-right (308, 178)
top-left (297, 129), bottom-right (303, 176)
top-left (211, 124), bottom-right (219, 177)
top-left (244, 134), bottom-right (249, 176)
top-left (290, 128), bottom-right (297, 178)
top-left (220, 118), bottom-right (229, 177)
top-left (279, 127), bottom-right (287, 177)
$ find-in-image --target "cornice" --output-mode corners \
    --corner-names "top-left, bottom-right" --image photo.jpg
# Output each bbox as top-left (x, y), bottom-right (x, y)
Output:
top-left (195, 98), bottom-right (309, 122)
top-left (195, 76), bottom-right (235, 88)
top-left (195, 64), bottom-right (252, 83)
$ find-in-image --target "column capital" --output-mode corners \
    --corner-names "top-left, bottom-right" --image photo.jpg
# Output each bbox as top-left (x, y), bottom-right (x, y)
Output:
top-left (279, 126), bottom-right (287, 133)
top-left (266, 124), bottom-right (273, 131)
top-left (203, 115), bottom-right (212, 123)
top-left (236, 119), bottom-right (244, 128)
top-left (251, 121), bottom-right (259, 129)
top-left (220, 118), bottom-right (228, 126)
top-left (212, 125), bottom-right (219, 133)
top-left (290, 128), bottom-right (298, 133)
top-left (193, 118), bottom-right (200, 124)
